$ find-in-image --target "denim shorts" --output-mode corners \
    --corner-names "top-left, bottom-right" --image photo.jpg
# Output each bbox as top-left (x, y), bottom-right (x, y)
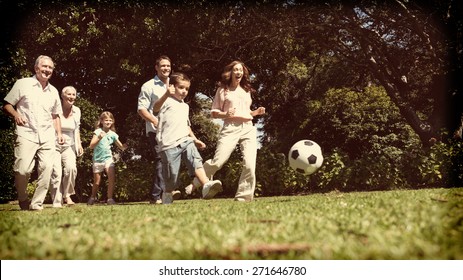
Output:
top-left (161, 139), bottom-right (203, 191)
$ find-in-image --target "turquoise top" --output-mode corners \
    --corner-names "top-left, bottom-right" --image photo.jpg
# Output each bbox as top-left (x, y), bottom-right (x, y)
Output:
top-left (93, 128), bottom-right (119, 163)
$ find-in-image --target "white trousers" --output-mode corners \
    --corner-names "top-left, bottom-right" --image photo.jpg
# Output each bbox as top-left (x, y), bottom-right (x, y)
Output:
top-left (14, 136), bottom-right (55, 209)
top-left (203, 121), bottom-right (257, 201)
top-left (51, 145), bottom-right (77, 205)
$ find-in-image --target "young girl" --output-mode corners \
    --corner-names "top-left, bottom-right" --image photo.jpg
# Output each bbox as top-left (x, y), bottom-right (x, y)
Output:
top-left (88, 111), bottom-right (127, 205)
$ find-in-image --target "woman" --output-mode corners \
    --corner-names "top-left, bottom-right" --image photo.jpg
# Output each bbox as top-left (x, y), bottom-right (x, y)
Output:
top-left (51, 86), bottom-right (84, 207)
top-left (189, 60), bottom-right (265, 201)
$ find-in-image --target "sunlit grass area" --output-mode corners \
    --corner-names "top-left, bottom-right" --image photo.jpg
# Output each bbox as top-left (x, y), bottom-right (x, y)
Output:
top-left (1, 188), bottom-right (462, 259)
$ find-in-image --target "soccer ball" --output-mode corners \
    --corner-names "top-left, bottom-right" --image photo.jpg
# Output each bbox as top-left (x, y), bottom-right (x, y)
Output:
top-left (288, 140), bottom-right (324, 175)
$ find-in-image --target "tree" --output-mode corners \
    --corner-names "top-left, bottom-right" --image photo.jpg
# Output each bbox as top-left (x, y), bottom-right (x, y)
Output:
top-left (241, 1), bottom-right (458, 147)
top-left (4, 0), bottom-right (459, 145)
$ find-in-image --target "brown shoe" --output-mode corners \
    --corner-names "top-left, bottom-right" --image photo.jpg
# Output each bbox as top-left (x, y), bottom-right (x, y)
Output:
top-left (172, 190), bottom-right (182, 200)
top-left (19, 200), bottom-right (30, 210)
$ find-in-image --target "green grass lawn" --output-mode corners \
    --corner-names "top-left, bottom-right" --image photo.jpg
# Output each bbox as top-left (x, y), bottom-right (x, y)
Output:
top-left (1, 188), bottom-right (462, 260)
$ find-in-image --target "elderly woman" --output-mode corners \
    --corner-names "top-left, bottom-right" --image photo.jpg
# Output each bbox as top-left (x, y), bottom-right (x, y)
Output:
top-left (51, 86), bottom-right (84, 207)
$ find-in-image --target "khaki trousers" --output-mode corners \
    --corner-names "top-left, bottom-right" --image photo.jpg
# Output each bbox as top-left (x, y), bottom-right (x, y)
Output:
top-left (51, 145), bottom-right (77, 206)
top-left (14, 136), bottom-right (55, 209)
top-left (203, 121), bottom-right (257, 201)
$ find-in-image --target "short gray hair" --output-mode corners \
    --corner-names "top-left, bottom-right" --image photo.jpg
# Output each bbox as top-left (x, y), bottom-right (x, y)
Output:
top-left (35, 55), bottom-right (54, 68)
top-left (62, 86), bottom-right (77, 96)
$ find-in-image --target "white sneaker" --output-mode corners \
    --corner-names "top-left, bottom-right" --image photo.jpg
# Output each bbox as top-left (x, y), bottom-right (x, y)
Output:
top-left (29, 204), bottom-right (44, 211)
top-left (185, 184), bottom-right (194, 195)
top-left (202, 180), bottom-right (222, 199)
top-left (162, 192), bottom-right (173, 204)
top-left (107, 198), bottom-right (116, 205)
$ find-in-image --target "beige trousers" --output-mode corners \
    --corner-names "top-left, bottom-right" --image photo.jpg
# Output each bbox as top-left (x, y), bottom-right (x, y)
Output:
top-left (14, 136), bottom-right (55, 209)
top-left (203, 121), bottom-right (257, 201)
top-left (51, 145), bottom-right (77, 206)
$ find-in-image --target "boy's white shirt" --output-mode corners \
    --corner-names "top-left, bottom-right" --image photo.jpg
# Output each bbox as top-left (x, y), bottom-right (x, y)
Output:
top-left (156, 96), bottom-right (192, 151)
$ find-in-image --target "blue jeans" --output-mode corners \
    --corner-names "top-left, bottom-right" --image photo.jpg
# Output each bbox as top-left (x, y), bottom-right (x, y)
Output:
top-left (148, 132), bottom-right (165, 200)
top-left (160, 139), bottom-right (203, 192)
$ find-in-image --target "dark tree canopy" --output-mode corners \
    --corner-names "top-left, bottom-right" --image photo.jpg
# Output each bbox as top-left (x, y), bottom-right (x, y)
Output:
top-left (1, 0), bottom-right (461, 142)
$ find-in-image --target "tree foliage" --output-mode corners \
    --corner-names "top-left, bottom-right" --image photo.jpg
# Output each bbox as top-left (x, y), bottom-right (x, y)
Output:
top-left (0, 0), bottom-right (461, 201)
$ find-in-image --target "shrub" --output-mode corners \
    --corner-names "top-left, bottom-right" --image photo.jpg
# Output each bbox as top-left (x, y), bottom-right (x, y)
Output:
top-left (0, 126), bottom-right (15, 202)
top-left (417, 137), bottom-right (463, 188)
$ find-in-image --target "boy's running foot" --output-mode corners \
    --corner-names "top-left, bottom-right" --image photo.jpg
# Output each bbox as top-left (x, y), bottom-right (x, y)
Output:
top-left (202, 180), bottom-right (222, 199)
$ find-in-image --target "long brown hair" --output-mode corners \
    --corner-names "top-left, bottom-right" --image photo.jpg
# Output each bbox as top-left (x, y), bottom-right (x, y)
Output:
top-left (218, 60), bottom-right (255, 94)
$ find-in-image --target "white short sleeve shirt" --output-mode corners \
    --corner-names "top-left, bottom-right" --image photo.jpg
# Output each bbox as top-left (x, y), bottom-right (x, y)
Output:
top-left (156, 96), bottom-right (191, 151)
top-left (4, 76), bottom-right (62, 143)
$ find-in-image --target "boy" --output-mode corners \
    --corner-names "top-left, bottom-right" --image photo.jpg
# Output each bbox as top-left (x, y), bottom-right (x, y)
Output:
top-left (153, 73), bottom-right (222, 204)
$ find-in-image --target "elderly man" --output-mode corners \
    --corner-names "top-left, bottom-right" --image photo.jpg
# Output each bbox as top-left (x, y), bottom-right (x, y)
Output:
top-left (3, 55), bottom-right (64, 210)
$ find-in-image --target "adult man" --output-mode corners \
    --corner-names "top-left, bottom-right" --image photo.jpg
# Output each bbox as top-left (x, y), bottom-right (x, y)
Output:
top-left (3, 55), bottom-right (64, 210)
top-left (137, 55), bottom-right (180, 204)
